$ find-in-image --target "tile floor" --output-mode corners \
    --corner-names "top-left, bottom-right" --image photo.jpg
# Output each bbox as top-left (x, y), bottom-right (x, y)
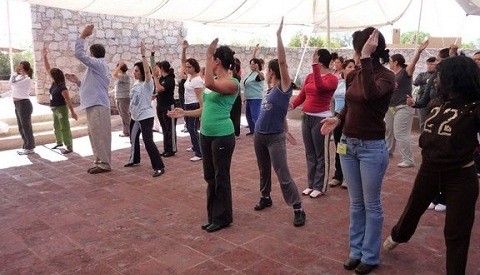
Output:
top-left (0, 118), bottom-right (479, 274)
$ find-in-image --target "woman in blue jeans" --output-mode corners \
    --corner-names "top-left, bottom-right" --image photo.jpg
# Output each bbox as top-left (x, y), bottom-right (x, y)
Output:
top-left (321, 28), bottom-right (395, 275)
top-left (180, 40), bottom-right (204, 162)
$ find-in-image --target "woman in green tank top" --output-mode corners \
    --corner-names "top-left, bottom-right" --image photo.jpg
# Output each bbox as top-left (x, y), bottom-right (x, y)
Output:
top-left (169, 38), bottom-right (239, 232)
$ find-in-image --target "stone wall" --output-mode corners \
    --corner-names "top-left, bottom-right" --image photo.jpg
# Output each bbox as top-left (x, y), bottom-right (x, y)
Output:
top-left (31, 4), bottom-right (186, 104)
top-left (30, 5), bottom-right (479, 104)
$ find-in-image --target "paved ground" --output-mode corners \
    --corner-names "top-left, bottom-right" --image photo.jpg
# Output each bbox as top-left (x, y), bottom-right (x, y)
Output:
top-left (0, 116), bottom-right (479, 275)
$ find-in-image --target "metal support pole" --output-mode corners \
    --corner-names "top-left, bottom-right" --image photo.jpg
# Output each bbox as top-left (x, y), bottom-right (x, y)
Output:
top-left (7, 0), bottom-right (14, 75)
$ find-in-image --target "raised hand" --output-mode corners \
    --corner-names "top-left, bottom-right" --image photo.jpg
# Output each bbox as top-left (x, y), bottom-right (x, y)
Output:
top-left (277, 17), bottom-right (284, 36)
top-left (449, 44), bottom-right (459, 56)
top-left (153, 66), bottom-right (160, 77)
top-left (418, 39), bottom-right (429, 52)
top-left (81, 24), bottom-right (94, 38)
top-left (182, 40), bottom-right (189, 50)
top-left (65, 73), bottom-right (80, 86)
top-left (151, 44), bottom-right (156, 53)
top-left (361, 28), bottom-right (379, 58)
top-left (207, 38), bottom-right (219, 57)
top-left (313, 49), bottom-right (319, 64)
top-left (140, 41), bottom-right (146, 56)
top-left (42, 46), bottom-right (48, 57)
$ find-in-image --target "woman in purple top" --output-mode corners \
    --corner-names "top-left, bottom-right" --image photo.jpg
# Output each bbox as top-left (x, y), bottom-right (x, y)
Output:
top-left (252, 18), bottom-right (305, 228)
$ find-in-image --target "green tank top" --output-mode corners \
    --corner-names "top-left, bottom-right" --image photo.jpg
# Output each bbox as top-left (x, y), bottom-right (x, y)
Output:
top-left (200, 78), bottom-right (239, 137)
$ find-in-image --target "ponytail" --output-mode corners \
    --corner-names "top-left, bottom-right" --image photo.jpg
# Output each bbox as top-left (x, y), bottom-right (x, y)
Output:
top-left (214, 46), bottom-right (236, 71)
top-left (20, 61), bottom-right (33, 78)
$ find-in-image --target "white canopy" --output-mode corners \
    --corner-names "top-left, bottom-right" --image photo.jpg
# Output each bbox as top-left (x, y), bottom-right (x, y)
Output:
top-left (27, 0), bottom-right (416, 31)
top-left (455, 0), bottom-right (480, 15)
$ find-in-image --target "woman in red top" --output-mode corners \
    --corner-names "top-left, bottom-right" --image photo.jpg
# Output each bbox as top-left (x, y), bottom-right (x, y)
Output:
top-left (290, 49), bottom-right (338, 198)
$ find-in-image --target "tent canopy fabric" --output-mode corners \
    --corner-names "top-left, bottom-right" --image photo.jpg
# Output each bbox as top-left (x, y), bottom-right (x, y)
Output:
top-left (455, 0), bottom-right (480, 15)
top-left (27, 0), bottom-right (417, 31)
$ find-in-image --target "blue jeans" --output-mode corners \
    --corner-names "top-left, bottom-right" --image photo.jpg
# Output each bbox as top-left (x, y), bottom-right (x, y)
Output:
top-left (246, 99), bottom-right (262, 134)
top-left (340, 136), bottom-right (388, 265)
top-left (185, 103), bottom-right (201, 157)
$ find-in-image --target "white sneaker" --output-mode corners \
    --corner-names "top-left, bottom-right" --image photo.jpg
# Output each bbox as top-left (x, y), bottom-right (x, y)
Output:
top-left (434, 204), bottom-right (446, 212)
top-left (383, 236), bottom-right (398, 251)
top-left (309, 190), bottom-right (325, 198)
top-left (17, 149), bottom-right (34, 155)
top-left (397, 161), bottom-right (415, 168)
top-left (186, 147), bottom-right (194, 152)
top-left (341, 181), bottom-right (348, 189)
top-left (328, 179), bottom-right (342, 187)
top-left (427, 202), bottom-right (436, 210)
top-left (302, 188), bottom-right (313, 196)
top-left (190, 156), bottom-right (202, 162)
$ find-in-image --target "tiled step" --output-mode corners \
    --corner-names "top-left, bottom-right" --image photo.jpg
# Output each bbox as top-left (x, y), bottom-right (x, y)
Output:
top-left (1, 115), bottom-right (88, 136)
top-left (0, 115), bottom-right (122, 150)
top-left (0, 112), bottom-right (54, 125)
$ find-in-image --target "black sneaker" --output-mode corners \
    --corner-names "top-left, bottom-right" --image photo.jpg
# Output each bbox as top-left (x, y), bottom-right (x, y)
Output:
top-left (52, 144), bottom-right (63, 149)
top-left (254, 197), bottom-right (272, 211)
top-left (293, 210), bottom-right (306, 227)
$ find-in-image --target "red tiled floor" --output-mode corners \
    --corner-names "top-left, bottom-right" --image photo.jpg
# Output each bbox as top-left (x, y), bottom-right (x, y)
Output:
top-left (46, 248), bottom-right (95, 273)
top-left (181, 259), bottom-right (237, 275)
top-left (0, 118), bottom-right (479, 274)
top-left (213, 247), bottom-right (264, 271)
top-left (122, 259), bottom-right (175, 275)
top-left (242, 258), bottom-right (299, 275)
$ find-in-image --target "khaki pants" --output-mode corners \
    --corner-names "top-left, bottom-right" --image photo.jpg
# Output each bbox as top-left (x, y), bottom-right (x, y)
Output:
top-left (86, 105), bottom-right (112, 170)
top-left (385, 105), bottom-right (415, 165)
top-left (116, 98), bottom-right (130, 136)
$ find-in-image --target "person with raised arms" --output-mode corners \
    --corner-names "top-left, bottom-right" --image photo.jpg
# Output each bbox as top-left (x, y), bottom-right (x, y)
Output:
top-left (251, 18), bottom-right (306, 227)
top-left (169, 38), bottom-right (239, 233)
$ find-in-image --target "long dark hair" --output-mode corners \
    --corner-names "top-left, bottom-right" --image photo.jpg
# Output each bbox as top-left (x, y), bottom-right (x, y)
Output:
top-left (186, 58), bottom-right (200, 73)
top-left (214, 46), bottom-right (236, 71)
top-left (436, 56), bottom-right (480, 102)
top-left (20, 61), bottom-right (33, 78)
top-left (268, 59), bottom-right (281, 80)
top-left (134, 61), bottom-right (146, 82)
top-left (50, 68), bottom-right (65, 84)
top-left (352, 27), bottom-right (390, 64)
top-left (317, 49), bottom-right (332, 68)
top-left (233, 57), bottom-right (241, 81)
top-left (249, 58), bottom-right (263, 71)
top-left (156, 61), bottom-right (175, 76)
top-left (391, 54), bottom-right (407, 68)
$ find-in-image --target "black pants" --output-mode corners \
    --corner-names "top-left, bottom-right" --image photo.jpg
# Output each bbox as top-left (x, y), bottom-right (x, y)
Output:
top-left (229, 95), bottom-right (242, 137)
top-left (332, 112), bottom-right (344, 181)
top-left (391, 164), bottom-right (478, 275)
top-left (128, 117), bottom-right (164, 171)
top-left (200, 133), bottom-right (236, 226)
top-left (14, 99), bottom-right (35, 150)
top-left (157, 104), bottom-right (177, 154)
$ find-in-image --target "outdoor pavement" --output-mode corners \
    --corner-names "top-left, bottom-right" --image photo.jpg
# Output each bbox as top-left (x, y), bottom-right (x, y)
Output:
top-left (0, 115), bottom-right (479, 275)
